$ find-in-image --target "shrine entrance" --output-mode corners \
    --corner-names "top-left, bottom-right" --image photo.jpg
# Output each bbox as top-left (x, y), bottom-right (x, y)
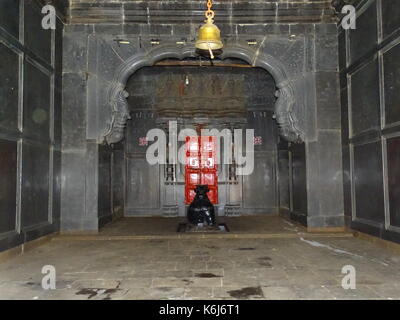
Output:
top-left (185, 136), bottom-right (218, 205)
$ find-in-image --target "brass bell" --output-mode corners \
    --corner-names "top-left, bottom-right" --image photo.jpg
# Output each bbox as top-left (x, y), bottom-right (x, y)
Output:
top-left (195, 13), bottom-right (223, 59)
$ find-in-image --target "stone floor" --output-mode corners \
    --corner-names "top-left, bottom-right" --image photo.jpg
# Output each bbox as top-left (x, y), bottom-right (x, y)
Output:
top-left (99, 215), bottom-right (302, 236)
top-left (0, 216), bottom-right (400, 300)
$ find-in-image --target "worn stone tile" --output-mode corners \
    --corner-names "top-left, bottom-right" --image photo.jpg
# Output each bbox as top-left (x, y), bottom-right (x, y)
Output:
top-left (206, 261), bottom-right (235, 270)
top-left (134, 261), bottom-right (177, 271)
top-left (189, 256), bottom-right (213, 263)
top-left (175, 261), bottom-right (208, 271)
top-left (183, 287), bottom-right (213, 299)
top-left (0, 281), bottom-right (46, 300)
top-left (130, 270), bottom-right (156, 278)
top-left (325, 285), bottom-right (383, 300)
top-left (366, 284), bottom-right (400, 300)
top-left (76, 288), bottom-right (130, 300)
top-left (214, 286), bottom-right (264, 300)
top-left (156, 270), bottom-right (194, 278)
top-left (39, 288), bottom-right (90, 300)
top-left (1, 220), bottom-right (400, 300)
top-left (222, 275), bottom-right (259, 288)
top-left (286, 269), bottom-right (340, 287)
top-left (253, 268), bottom-right (290, 286)
top-left (193, 269), bottom-right (224, 278)
top-left (71, 279), bottom-right (121, 290)
top-left (292, 285), bottom-right (336, 300)
top-left (122, 287), bottom-right (185, 300)
top-left (261, 286), bottom-right (299, 300)
top-left (100, 270), bottom-right (135, 280)
top-left (59, 271), bottom-right (105, 282)
top-left (152, 277), bottom-right (222, 288)
top-left (118, 278), bottom-right (153, 288)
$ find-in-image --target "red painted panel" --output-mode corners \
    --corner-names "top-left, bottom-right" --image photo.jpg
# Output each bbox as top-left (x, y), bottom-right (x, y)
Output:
top-left (187, 171), bottom-right (200, 185)
top-left (207, 187), bottom-right (218, 204)
top-left (201, 172), bottom-right (216, 185)
top-left (185, 136), bottom-right (218, 204)
top-left (186, 156), bottom-right (200, 168)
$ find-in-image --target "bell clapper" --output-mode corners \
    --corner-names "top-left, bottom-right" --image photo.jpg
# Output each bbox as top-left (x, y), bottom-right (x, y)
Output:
top-left (207, 42), bottom-right (214, 59)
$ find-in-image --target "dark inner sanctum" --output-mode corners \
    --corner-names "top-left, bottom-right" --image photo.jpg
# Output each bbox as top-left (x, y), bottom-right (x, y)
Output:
top-left (1, 0), bottom-right (400, 301)
top-left (122, 64), bottom-right (280, 219)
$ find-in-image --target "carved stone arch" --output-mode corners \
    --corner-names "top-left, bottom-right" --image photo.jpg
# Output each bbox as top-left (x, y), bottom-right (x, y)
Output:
top-left (104, 44), bottom-right (304, 144)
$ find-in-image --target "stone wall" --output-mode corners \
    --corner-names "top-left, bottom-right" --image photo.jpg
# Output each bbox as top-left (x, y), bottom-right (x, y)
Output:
top-left (339, 0), bottom-right (400, 243)
top-left (0, 0), bottom-right (63, 252)
top-left (60, 1), bottom-right (344, 230)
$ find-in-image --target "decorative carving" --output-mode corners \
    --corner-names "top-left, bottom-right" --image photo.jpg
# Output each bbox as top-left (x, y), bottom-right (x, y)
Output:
top-left (275, 83), bottom-right (303, 142)
top-left (155, 71), bottom-right (246, 118)
top-left (105, 89), bottom-right (131, 144)
top-left (105, 44), bottom-right (305, 144)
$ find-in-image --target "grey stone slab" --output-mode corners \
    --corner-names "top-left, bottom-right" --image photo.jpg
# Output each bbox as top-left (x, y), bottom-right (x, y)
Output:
top-left (62, 30), bottom-right (89, 74)
top-left (0, 139), bottom-right (17, 233)
top-left (315, 72), bottom-right (341, 130)
top-left (338, 30), bottom-right (346, 71)
top-left (0, 0), bottom-right (20, 38)
top-left (278, 150), bottom-right (290, 209)
top-left (23, 61), bottom-right (51, 141)
top-left (383, 42), bottom-right (400, 126)
top-left (315, 32), bottom-right (339, 71)
top-left (0, 43), bottom-right (19, 132)
top-left (381, 0), bottom-right (400, 39)
top-left (349, 58), bottom-right (380, 136)
top-left (340, 87), bottom-right (349, 144)
top-left (20, 142), bottom-right (50, 228)
top-left (349, 1), bottom-right (378, 64)
top-left (98, 144), bottom-right (112, 220)
top-left (353, 141), bottom-right (385, 223)
top-left (60, 151), bottom-right (87, 231)
top-left (291, 142), bottom-right (307, 216)
top-left (316, 130), bottom-right (344, 217)
top-left (61, 73), bottom-right (87, 150)
top-left (387, 136), bottom-right (400, 228)
top-left (24, 0), bottom-right (52, 63)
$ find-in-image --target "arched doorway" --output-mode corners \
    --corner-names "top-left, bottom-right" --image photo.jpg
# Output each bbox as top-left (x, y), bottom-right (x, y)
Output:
top-left (120, 60), bottom-right (280, 217)
top-left (104, 44), bottom-right (304, 145)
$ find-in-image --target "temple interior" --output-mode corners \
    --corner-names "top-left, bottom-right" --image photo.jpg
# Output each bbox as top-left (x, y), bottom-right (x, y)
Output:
top-left (0, 0), bottom-right (400, 300)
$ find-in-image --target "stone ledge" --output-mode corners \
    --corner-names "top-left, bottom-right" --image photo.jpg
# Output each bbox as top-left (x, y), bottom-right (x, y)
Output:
top-left (0, 232), bottom-right (58, 263)
top-left (307, 226), bottom-right (347, 233)
top-left (353, 231), bottom-right (400, 254)
top-left (52, 232), bottom-right (354, 241)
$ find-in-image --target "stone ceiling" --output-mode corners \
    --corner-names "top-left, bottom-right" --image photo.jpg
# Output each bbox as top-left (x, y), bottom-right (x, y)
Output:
top-left (57, 0), bottom-right (338, 24)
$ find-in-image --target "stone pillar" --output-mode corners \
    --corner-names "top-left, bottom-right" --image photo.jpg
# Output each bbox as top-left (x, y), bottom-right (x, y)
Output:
top-left (305, 24), bottom-right (344, 230)
top-left (61, 26), bottom-right (100, 232)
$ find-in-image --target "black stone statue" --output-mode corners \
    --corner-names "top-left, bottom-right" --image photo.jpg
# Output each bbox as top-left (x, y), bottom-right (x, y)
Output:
top-left (187, 185), bottom-right (216, 226)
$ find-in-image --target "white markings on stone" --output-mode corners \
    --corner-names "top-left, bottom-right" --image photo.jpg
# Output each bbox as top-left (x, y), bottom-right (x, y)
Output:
top-left (283, 219), bottom-right (295, 227)
top-left (282, 219), bottom-right (298, 232)
top-left (299, 237), bottom-right (391, 267)
top-left (299, 237), bottom-right (363, 258)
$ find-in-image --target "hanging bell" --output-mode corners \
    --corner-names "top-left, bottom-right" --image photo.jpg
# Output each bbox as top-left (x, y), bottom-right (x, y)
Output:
top-left (195, 13), bottom-right (223, 59)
